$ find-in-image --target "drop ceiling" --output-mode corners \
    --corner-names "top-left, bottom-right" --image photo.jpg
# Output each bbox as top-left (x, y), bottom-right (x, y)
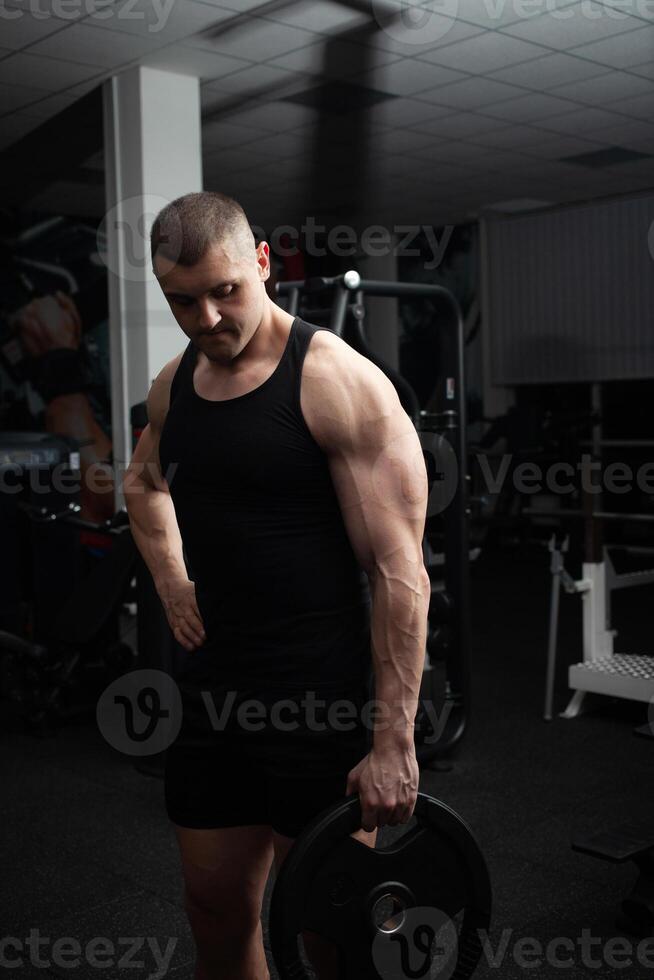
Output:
top-left (0, 0), bottom-right (652, 226)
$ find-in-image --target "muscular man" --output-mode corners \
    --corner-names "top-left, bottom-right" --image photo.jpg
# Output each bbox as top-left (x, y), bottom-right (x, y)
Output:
top-left (124, 192), bottom-right (431, 980)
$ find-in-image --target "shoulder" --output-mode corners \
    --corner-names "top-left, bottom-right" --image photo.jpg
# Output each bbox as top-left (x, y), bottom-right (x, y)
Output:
top-left (302, 328), bottom-right (410, 452)
top-left (146, 349), bottom-right (186, 431)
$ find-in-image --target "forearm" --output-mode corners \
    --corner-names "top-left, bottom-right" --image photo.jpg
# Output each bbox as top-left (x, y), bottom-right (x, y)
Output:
top-left (45, 393), bottom-right (112, 463)
top-left (369, 561), bottom-right (431, 751)
top-left (124, 475), bottom-right (187, 591)
top-left (45, 393), bottom-right (115, 520)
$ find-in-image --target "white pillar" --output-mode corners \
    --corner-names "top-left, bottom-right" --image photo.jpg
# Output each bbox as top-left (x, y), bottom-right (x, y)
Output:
top-left (359, 240), bottom-right (399, 371)
top-left (102, 66), bottom-right (202, 477)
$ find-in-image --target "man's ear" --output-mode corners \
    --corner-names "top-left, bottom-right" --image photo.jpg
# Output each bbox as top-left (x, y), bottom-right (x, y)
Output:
top-left (256, 240), bottom-right (271, 281)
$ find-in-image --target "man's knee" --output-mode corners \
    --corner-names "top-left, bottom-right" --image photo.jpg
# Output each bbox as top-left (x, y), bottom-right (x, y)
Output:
top-left (185, 880), bottom-right (262, 941)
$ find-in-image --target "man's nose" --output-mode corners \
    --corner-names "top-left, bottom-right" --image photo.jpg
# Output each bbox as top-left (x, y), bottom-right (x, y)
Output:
top-left (197, 298), bottom-right (222, 329)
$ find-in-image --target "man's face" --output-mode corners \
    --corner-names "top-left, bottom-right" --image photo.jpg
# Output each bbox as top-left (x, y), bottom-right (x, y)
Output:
top-left (155, 239), bottom-right (270, 364)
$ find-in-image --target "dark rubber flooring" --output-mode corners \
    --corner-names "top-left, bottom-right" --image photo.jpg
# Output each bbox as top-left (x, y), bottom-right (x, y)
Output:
top-left (2, 546), bottom-right (653, 979)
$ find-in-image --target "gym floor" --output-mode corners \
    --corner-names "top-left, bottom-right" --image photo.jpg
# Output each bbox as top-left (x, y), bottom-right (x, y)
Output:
top-left (4, 545), bottom-right (653, 980)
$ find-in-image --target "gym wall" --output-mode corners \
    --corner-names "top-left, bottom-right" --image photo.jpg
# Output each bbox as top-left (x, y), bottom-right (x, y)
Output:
top-left (484, 191), bottom-right (654, 385)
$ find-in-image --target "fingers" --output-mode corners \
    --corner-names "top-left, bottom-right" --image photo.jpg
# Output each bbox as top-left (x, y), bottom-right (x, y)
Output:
top-left (55, 290), bottom-right (82, 339)
top-left (187, 599), bottom-right (206, 641)
top-left (359, 797), bottom-right (417, 830)
top-left (172, 619), bottom-right (202, 652)
top-left (19, 313), bottom-right (46, 357)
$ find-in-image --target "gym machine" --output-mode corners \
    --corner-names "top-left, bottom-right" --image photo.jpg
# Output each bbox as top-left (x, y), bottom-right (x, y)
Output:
top-left (277, 271), bottom-right (472, 764)
top-left (0, 431), bottom-right (138, 732)
top-left (540, 502), bottom-right (654, 722)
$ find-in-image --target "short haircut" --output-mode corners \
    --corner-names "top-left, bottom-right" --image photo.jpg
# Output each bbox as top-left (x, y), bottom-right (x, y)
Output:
top-left (150, 191), bottom-right (255, 269)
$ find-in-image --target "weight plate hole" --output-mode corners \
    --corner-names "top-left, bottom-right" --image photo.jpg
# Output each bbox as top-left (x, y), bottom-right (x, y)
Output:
top-left (371, 892), bottom-right (407, 934)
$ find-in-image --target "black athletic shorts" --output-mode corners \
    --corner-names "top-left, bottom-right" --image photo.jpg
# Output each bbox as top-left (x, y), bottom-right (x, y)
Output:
top-left (164, 678), bottom-right (371, 839)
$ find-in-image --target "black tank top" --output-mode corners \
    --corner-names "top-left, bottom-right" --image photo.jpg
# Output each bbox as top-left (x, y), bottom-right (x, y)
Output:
top-left (159, 317), bottom-right (371, 699)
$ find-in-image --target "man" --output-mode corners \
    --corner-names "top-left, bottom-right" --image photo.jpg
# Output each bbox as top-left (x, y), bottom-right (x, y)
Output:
top-left (124, 191), bottom-right (431, 980)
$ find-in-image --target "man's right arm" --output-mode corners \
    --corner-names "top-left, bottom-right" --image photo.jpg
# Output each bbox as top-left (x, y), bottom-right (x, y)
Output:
top-left (123, 357), bottom-right (206, 652)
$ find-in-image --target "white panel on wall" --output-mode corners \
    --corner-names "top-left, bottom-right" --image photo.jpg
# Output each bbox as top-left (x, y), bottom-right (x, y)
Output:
top-left (485, 192), bottom-right (654, 384)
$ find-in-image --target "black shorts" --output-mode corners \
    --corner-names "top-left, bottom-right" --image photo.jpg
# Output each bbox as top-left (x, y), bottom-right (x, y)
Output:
top-left (164, 679), bottom-right (371, 839)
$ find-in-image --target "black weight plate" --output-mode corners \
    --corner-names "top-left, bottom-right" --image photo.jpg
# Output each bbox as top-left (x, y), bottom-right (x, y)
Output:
top-left (270, 792), bottom-right (491, 980)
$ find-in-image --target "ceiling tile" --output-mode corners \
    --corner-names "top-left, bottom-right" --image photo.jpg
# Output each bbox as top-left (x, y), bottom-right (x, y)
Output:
top-left (201, 145), bottom-right (270, 173)
top-left (582, 117), bottom-right (654, 146)
top-left (236, 129), bottom-right (310, 157)
top-left (0, 51), bottom-right (101, 88)
top-left (446, 0), bottom-right (571, 29)
top-left (363, 96), bottom-right (454, 127)
top-left (86, 0), bottom-right (234, 41)
top-left (536, 105), bottom-right (637, 132)
top-left (258, 0), bottom-right (371, 34)
top-left (0, 79), bottom-right (50, 112)
top-left (605, 89), bottom-right (654, 117)
top-left (0, 7), bottom-right (74, 48)
top-left (266, 39), bottom-right (401, 77)
top-left (517, 132), bottom-right (613, 157)
top-left (630, 60), bottom-right (654, 79)
top-left (371, 127), bottom-right (440, 153)
top-left (354, 57), bottom-right (465, 96)
top-left (502, 2), bottom-right (648, 47)
top-left (566, 24), bottom-right (654, 67)
top-left (204, 0), bottom-right (279, 10)
top-left (225, 99), bottom-right (320, 131)
top-left (201, 118), bottom-right (261, 148)
top-left (488, 50), bottom-right (612, 90)
top-left (138, 43), bottom-right (249, 80)
top-left (191, 15), bottom-right (318, 61)
top-left (361, 4), bottom-right (484, 58)
top-left (418, 30), bottom-right (552, 73)
top-left (462, 124), bottom-right (571, 149)
top-left (411, 110), bottom-right (513, 138)
top-left (418, 76), bottom-right (528, 107)
top-left (481, 91), bottom-right (582, 122)
top-left (211, 61), bottom-right (305, 94)
top-left (28, 22), bottom-right (161, 66)
top-left (549, 70), bottom-right (654, 104)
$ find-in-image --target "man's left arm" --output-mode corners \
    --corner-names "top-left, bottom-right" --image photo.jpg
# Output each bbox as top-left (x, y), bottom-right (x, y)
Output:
top-left (304, 336), bottom-right (431, 831)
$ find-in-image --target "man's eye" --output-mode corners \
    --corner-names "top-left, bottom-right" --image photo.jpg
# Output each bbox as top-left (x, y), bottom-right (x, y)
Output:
top-left (214, 285), bottom-right (234, 298)
top-left (172, 297), bottom-right (193, 307)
